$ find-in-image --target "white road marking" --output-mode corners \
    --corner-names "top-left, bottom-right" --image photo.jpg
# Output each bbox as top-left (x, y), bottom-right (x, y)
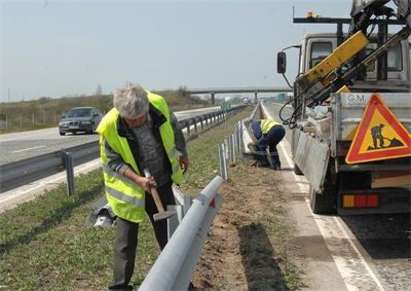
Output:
top-left (332, 216), bottom-right (385, 291)
top-left (262, 102), bottom-right (385, 291)
top-left (303, 196), bottom-right (385, 291)
top-left (279, 127), bottom-right (385, 291)
top-left (12, 146), bottom-right (46, 153)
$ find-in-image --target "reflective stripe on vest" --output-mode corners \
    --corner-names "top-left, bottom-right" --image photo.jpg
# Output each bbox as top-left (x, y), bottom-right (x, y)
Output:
top-left (260, 119), bottom-right (280, 134)
top-left (101, 164), bottom-right (136, 187)
top-left (96, 90), bottom-right (183, 223)
top-left (105, 186), bottom-right (145, 207)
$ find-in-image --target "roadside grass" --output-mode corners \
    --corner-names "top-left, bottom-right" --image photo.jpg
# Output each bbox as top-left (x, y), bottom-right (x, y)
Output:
top-left (0, 108), bottom-right (252, 290)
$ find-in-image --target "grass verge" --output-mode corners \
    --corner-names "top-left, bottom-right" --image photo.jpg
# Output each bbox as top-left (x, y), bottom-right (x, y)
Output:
top-left (0, 108), bottom-right (252, 290)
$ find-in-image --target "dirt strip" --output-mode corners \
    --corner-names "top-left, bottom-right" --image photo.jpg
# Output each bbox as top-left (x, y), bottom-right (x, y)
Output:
top-left (192, 163), bottom-right (304, 291)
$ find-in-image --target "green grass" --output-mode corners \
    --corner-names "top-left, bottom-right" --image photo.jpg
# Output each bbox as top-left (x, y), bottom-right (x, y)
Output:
top-left (0, 108), bottom-right (252, 290)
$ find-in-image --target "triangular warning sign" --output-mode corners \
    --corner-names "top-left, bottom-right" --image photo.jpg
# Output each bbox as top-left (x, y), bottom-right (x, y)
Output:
top-left (346, 94), bottom-right (411, 164)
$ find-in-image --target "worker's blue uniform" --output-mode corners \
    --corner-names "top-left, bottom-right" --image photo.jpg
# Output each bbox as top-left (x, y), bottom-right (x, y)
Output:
top-left (251, 120), bottom-right (286, 168)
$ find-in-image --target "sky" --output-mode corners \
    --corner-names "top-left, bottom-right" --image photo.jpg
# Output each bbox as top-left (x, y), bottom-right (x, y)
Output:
top-left (0, 0), bottom-right (353, 102)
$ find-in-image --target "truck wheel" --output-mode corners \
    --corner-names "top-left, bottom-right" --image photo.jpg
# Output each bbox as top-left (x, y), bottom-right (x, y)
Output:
top-left (59, 131), bottom-right (65, 136)
top-left (293, 163), bottom-right (304, 175)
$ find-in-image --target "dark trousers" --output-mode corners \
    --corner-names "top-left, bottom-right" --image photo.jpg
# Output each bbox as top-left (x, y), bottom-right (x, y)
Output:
top-left (256, 125), bottom-right (286, 166)
top-left (109, 181), bottom-right (175, 291)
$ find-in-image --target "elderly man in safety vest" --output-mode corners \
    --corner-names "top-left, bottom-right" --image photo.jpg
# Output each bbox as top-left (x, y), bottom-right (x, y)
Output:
top-left (96, 84), bottom-right (189, 290)
top-left (249, 119), bottom-right (285, 169)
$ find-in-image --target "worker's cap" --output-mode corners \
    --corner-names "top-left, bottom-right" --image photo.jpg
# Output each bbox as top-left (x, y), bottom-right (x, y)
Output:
top-left (113, 83), bottom-right (149, 118)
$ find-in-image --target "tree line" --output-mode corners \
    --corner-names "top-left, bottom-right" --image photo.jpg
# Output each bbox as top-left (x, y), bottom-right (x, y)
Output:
top-left (0, 88), bottom-right (207, 134)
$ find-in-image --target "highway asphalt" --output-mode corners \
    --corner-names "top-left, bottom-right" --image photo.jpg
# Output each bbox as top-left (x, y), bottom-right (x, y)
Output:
top-left (264, 101), bottom-right (410, 291)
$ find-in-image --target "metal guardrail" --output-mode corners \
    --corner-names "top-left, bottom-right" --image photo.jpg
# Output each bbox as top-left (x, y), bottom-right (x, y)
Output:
top-left (218, 102), bottom-right (285, 178)
top-left (0, 106), bottom-right (246, 194)
top-left (139, 176), bottom-right (224, 291)
top-left (0, 142), bottom-right (99, 193)
top-left (217, 102), bottom-right (261, 180)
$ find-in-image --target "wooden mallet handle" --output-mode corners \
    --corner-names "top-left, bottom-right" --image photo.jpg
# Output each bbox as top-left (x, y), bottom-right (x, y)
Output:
top-left (143, 169), bottom-right (165, 213)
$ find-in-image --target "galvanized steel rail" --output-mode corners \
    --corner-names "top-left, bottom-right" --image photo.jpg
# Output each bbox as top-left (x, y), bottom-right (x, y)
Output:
top-left (138, 176), bottom-right (224, 291)
top-left (0, 142), bottom-right (99, 193)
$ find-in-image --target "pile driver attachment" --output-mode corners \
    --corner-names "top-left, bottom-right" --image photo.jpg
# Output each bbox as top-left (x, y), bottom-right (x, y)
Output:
top-left (280, 0), bottom-right (410, 128)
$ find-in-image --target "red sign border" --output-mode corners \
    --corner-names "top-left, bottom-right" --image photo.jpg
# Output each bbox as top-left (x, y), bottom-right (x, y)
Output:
top-left (345, 94), bottom-right (411, 164)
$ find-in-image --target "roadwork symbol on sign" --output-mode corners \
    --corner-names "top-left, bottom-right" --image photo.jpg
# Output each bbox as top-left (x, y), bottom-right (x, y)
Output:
top-left (346, 94), bottom-right (411, 164)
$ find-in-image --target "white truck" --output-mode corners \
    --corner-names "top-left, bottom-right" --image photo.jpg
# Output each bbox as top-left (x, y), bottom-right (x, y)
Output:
top-left (277, 0), bottom-right (411, 215)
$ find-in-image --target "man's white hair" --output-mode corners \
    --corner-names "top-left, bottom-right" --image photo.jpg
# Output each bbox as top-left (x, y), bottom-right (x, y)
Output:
top-left (113, 83), bottom-right (149, 118)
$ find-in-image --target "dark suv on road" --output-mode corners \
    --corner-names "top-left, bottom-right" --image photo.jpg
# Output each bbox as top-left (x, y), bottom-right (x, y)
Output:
top-left (59, 107), bottom-right (103, 135)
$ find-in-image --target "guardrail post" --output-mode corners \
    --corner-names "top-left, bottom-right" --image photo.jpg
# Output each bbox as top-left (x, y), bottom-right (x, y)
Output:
top-left (224, 138), bottom-right (230, 164)
top-left (233, 125), bottom-right (238, 155)
top-left (193, 118), bottom-right (198, 133)
top-left (185, 120), bottom-right (190, 137)
top-left (227, 136), bottom-right (231, 164)
top-left (172, 185), bottom-right (192, 215)
top-left (232, 133), bottom-right (237, 163)
top-left (200, 117), bottom-right (204, 130)
top-left (237, 123), bottom-right (241, 154)
top-left (237, 122), bottom-right (243, 158)
top-left (240, 121), bottom-right (245, 153)
top-left (62, 151), bottom-right (75, 196)
top-left (218, 144), bottom-right (228, 180)
top-left (167, 205), bottom-right (184, 240)
top-left (229, 135), bottom-right (235, 164)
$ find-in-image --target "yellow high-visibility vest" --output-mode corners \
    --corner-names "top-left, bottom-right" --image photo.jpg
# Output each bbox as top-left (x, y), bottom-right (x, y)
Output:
top-left (260, 119), bottom-right (280, 134)
top-left (96, 91), bottom-right (183, 223)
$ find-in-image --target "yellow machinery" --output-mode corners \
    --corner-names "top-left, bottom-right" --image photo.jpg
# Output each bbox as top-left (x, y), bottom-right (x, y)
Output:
top-left (298, 31), bottom-right (369, 92)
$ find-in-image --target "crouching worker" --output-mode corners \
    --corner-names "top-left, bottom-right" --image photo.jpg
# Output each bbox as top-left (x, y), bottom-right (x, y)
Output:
top-left (96, 84), bottom-right (189, 291)
top-left (248, 119), bottom-right (285, 169)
